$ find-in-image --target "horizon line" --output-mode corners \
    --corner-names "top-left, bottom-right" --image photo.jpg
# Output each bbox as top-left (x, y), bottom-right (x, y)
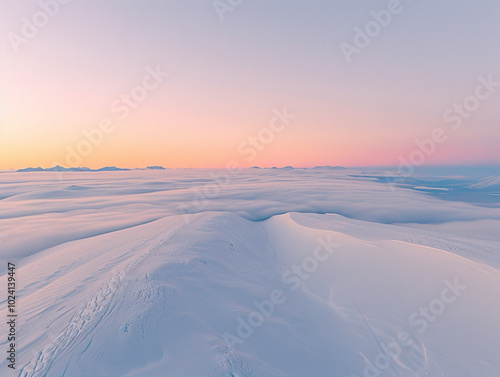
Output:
top-left (2, 163), bottom-right (500, 172)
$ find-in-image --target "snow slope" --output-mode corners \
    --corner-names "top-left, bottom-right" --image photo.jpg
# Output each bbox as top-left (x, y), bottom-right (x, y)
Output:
top-left (0, 169), bottom-right (499, 376)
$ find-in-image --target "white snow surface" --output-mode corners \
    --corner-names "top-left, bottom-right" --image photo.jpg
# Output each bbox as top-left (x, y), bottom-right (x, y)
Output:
top-left (0, 169), bottom-right (499, 377)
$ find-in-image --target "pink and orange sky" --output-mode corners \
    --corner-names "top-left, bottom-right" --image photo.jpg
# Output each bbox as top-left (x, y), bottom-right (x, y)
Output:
top-left (1, 1), bottom-right (499, 169)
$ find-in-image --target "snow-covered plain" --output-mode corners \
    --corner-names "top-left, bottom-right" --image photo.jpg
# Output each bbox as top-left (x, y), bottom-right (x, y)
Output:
top-left (0, 168), bottom-right (499, 377)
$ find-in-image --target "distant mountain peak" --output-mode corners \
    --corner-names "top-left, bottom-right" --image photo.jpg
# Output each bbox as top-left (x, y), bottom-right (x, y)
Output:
top-left (312, 165), bottom-right (347, 170)
top-left (17, 166), bottom-right (130, 172)
top-left (146, 166), bottom-right (166, 170)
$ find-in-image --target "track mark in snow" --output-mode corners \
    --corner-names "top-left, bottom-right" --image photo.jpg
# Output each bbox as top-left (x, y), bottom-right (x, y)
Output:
top-left (19, 247), bottom-right (153, 377)
top-left (209, 343), bottom-right (288, 377)
top-left (19, 272), bottom-right (123, 377)
top-left (331, 288), bottom-right (405, 377)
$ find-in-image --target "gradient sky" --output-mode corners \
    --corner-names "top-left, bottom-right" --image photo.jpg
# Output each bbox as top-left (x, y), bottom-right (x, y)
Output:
top-left (1, 0), bottom-right (499, 169)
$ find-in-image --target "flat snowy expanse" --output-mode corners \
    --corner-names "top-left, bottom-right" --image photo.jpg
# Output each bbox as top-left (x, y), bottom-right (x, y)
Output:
top-left (1, 168), bottom-right (499, 376)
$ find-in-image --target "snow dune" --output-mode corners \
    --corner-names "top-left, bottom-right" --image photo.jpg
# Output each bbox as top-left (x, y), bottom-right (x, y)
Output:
top-left (1, 169), bottom-right (500, 267)
top-left (0, 169), bottom-right (499, 376)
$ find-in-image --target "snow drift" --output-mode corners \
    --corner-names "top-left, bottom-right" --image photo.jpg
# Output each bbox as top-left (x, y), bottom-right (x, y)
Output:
top-left (0, 169), bottom-right (499, 376)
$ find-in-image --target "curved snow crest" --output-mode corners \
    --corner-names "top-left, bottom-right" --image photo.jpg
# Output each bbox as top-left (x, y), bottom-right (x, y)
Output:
top-left (2, 169), bottom-right (500, 267)
top-left (2, 211), bottom-right (498, 376)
